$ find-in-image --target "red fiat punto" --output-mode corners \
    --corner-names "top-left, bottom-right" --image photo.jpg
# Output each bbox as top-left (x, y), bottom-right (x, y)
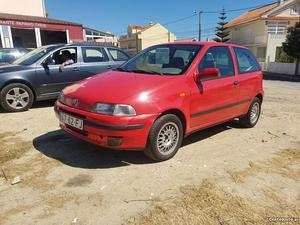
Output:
top-left (55, 42), bottom-right (264, 161)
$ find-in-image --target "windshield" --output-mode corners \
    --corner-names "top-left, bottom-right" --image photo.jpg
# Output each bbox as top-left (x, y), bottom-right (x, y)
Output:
top-left (13, 46), bottom-right (56, 65)
top-left (119, 44), bottom-right (202, 75)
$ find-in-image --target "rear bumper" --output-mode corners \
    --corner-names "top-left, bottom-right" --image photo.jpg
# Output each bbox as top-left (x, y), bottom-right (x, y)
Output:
top-left (55, 101), bottom-right (157, 150)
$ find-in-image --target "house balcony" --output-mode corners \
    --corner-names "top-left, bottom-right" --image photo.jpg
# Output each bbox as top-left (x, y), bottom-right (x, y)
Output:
top-left (231, 35), bottom-right (268, 46)
top-left (231, 33), bottom-right (287, 47)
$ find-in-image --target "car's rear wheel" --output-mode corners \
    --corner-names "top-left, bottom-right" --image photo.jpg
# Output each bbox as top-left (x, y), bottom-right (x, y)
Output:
top-left (239, 97), bottom-right (261, 128)
top-left (144, 114), bottom-right (183, 161)
top-left (0, 83), bottom-right (34, 112)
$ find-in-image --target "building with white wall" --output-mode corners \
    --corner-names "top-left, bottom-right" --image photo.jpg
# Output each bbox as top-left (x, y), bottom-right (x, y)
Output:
top-left (0, 0), bottom-right (46, 17)
top-left (227, 0), bottom-right (300, 63)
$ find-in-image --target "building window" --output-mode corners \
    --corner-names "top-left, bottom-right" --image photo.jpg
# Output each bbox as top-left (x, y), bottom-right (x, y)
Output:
top-left (291, 6), bottom-right (300, 15)
top-left (40, 30), bottom-right (67, 45)
top-left (11, 28), bottom-right (36, 48)
top-left (267, 21), bottom-right (288, 34)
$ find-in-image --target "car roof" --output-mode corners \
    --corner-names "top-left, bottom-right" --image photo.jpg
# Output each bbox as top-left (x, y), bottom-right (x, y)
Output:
top-left (40, 43), bottom-right (120, 49)
top-left (158, 41), bottom-right (249, 49)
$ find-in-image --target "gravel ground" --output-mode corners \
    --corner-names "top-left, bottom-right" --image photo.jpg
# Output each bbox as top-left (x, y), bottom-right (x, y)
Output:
top-left (0, 80), bottom-right (299, 225)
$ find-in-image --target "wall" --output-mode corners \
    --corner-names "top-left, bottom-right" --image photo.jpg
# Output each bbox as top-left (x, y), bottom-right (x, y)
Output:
top-left (260, 62), bottom-right (299, 75)
top-left (0, 0), bottom-right (45, 17)
top-left (139, 24), bottom-right (176, 50)
top-left (228, 20), bottom-right (267, 46)
top-left (265, 33), bottom-right (286, 62)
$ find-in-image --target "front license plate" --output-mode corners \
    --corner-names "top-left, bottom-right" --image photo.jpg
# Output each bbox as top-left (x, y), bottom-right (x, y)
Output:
top-left (59, 112), bottom-right (83, 130)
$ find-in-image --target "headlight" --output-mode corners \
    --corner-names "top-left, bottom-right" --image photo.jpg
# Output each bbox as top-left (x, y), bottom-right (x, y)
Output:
top-left (58, 92), bottom-right (65, 103)
top-left (92, 103), bottom-right (136, 116)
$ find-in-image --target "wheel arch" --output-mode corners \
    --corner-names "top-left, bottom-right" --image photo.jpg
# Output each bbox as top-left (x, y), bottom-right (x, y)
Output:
top-left (158, 108), bottom-right (187, 135)
top-left (255, 93), bottom-right (263, 103)
top-left (1, 79), bottom-right (36, 100)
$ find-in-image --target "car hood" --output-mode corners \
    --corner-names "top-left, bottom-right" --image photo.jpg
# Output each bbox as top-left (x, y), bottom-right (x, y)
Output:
top-left (0, 64), bottom-right (31, 74)
top-left (63, 70), bottom-right (178, 109)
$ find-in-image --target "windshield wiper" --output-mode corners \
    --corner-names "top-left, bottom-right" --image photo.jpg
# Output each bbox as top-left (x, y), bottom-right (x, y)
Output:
top-left (131, 69), bottom-right (163, 75)
top-left (113, 67), bottom-right (129, 72)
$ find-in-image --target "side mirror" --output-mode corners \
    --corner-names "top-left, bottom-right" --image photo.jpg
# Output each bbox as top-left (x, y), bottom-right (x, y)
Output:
top-left (195, 68), bottom-right (220, 82)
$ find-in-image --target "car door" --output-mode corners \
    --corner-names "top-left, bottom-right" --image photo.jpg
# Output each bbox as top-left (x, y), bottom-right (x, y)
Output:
top-left (79, 47), bottom-right (114, 77)
top-left (35, 47), bottom-right (81, 96)
top-left (189, 46), bottom-right (239, 128)
top-left (107, 48), bottom-right (130, 68)
top-left (233, 47), bottom-right (262, 115)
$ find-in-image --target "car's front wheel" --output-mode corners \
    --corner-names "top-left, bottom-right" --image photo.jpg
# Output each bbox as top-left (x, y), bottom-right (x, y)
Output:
top-left (0, 83), bottom-right (34, 112)
top-left (144, 114), bottom-right (183, 161)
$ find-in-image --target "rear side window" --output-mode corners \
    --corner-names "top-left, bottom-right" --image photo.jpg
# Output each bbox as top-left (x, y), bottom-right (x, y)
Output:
top-left (82, 47), bottom-right (109, 63)
top-left (108, 48), bottom-right (129, 61)
top-left (199, 46), bottom-right (234, 78)
top-left (233, 48), bottom-right (260, 74)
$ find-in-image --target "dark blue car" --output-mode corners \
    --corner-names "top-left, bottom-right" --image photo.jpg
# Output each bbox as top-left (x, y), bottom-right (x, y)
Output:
top-left (0, 44), bottom-right (129, 112)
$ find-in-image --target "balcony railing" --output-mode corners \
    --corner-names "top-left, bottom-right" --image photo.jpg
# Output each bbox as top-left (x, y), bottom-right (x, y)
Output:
top-left (231, 33), bottom-right (287, 46)
top-left (231, 35), bottom-right (267, 46)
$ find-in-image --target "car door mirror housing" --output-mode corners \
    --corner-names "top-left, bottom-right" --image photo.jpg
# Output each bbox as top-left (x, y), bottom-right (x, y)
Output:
top-left (196, 68), bottom-right (220, 82)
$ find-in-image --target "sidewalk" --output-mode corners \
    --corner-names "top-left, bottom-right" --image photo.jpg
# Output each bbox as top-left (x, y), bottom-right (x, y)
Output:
top-left (263, 72), bottom-right (300, 82)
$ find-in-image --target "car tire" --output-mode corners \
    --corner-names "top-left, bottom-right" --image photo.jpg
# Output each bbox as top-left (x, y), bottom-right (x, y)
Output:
top-left (0, 83), bottom-right (34, 112)
top-left (239, 97), bottom-right (261, 128)
top-left (144, 114), bottom-right (183, 161)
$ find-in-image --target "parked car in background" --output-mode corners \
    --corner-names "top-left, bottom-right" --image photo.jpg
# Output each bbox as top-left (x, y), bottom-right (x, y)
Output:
top-left (55, 42), bottom-right (264, 161)
top-left (0, 44), bottom-right (129, 112)
top-left (0, 48), bottom-right (29, 65)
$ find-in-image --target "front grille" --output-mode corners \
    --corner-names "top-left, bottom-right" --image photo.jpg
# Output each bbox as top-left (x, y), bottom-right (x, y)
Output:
top-left (59, 108), bottom-right (86, 119)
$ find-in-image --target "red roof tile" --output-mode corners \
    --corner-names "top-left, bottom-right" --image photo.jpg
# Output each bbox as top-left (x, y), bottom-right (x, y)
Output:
top-left (226, 2), bottom-right (278, 27)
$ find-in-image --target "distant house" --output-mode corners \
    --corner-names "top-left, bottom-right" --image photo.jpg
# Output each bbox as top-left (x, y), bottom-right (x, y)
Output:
top-left (227, 0), bottom-right (300, 63)
top-left (119, 23), bottom-right (176, 56)
top-left (83, 27), bottom-right (118, 46)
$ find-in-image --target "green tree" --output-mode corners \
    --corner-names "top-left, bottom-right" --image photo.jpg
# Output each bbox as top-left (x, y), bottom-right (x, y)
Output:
top-left (214, 8), bottom-right (230, 43)
top-left (282, 22), bottom-right (300, 75)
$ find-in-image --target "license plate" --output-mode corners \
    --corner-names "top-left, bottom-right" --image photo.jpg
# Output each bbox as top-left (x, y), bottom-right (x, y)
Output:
top-left (59, 112), bottom-right (83, 130)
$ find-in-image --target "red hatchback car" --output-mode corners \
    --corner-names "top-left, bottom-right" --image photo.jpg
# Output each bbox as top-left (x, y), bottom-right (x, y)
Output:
top-left (55, 42), bottom-right (264, 161)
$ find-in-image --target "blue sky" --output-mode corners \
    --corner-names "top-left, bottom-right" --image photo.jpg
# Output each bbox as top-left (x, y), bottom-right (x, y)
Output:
top-left (45, 0), bottom-right (274, 39)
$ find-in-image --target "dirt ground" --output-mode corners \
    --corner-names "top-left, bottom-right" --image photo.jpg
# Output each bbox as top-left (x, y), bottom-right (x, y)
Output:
top-left (0, 80), bottom-right (299, 225)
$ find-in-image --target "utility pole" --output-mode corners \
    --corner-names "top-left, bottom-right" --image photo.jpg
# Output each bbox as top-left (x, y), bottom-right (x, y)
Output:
top-left (198, 11), bottom-right (203, 41)
top-left (135, 28), bottom-right (139, 55)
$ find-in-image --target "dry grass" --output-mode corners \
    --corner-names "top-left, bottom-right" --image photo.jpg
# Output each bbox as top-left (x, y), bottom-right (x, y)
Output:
top-left (126, 179), bottom-right (299, 225)
top-left (0, 132), bottom-right (61, 189)
top-left (0, 132), bottom-right (32, 165)
top-left (126, 149), bottom-right (300, 225)
top-left (226, 148), bottom-right (300, 183)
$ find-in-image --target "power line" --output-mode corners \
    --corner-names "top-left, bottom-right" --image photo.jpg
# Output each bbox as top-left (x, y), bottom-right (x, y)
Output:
top-left (162, 13), bottom-right (197, 26)
top-left (202, 2), bottom-right (274, 14)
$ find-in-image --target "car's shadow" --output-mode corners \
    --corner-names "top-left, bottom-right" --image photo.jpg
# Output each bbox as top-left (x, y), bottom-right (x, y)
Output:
top-left (0, 100), bottom-right (56, 113)
top-left (33, 120), bottom-right (243, 169)
top-left (32, 99), bottom-right (56, 109)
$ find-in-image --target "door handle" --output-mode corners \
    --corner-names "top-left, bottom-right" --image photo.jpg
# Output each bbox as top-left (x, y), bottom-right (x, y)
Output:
top-left (233, 80), bottom-right (239, 86)
top-left (73, 67), bottom-right (80, 72)
top-left (107, 65), bottom-right (113, 69)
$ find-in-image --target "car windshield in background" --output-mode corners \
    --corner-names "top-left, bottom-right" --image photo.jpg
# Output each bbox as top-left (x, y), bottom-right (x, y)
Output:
top-left (13, 46), bottom-right (56, 65)
top-left (119, 44), bottom-right (202, 75)
top-left (0, 50), bottom-right (27, 64)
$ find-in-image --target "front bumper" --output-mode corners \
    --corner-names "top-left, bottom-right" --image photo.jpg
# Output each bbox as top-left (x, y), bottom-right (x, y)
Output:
top-left (54, 101), bottom-right (157, 150)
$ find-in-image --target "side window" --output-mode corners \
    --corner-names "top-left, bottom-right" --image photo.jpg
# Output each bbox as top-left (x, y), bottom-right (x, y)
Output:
top-left (108, 48), bottom-right (129, 61)
top-left (199, 46), bottom-right (234, 78)
top-left (45, 48), bottom-right (77, 65)
top-left (234, 48), bottom-right (260, 74)
top-left (82, 47), bottom-right (109, 63)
